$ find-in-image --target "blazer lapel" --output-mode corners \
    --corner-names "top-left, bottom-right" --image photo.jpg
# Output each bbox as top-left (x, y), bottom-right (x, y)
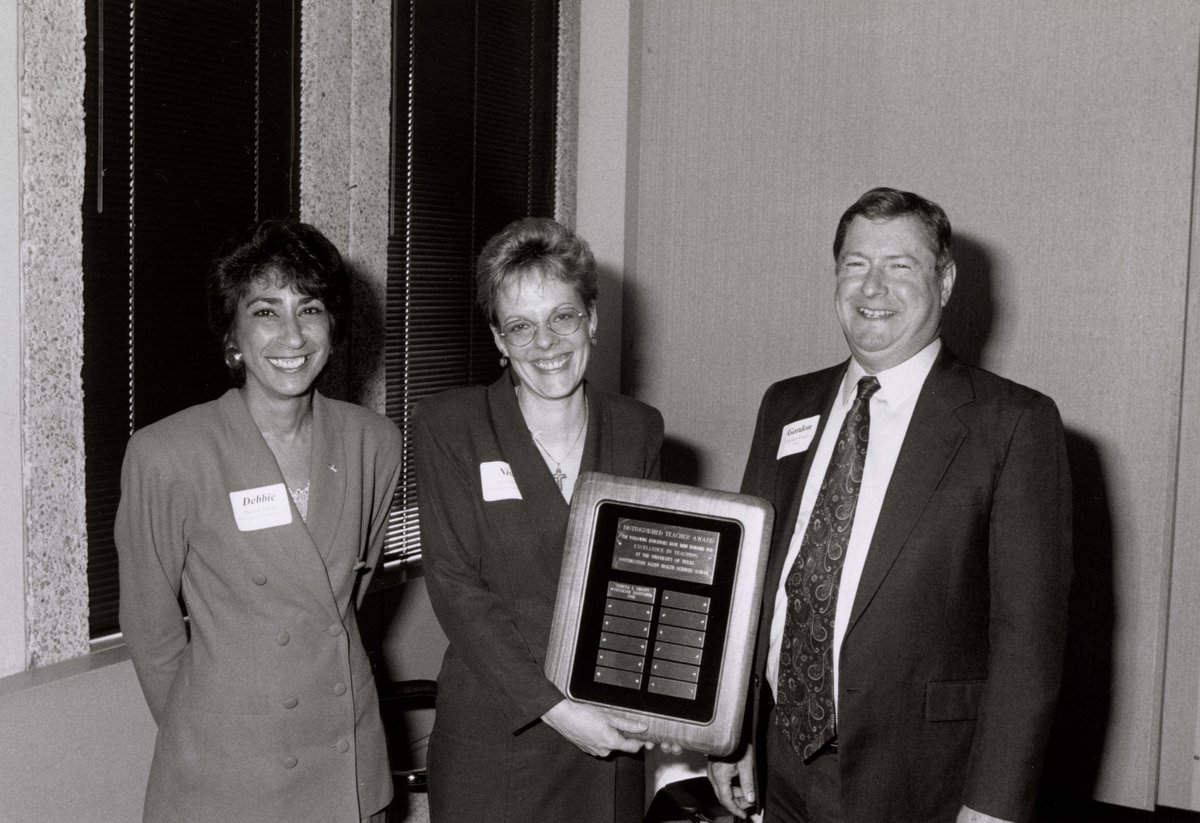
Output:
top-left (306, 391), bottom-right (348, 565)
top-left (581, 382), bottom-right (604, 476)
top-left (755, 367), bottom-right (844, 673)
top-left (771, 367), bottom-right (846, 551)
top-left (218, 390), bottom-right (339, 618)
top-left (845, 350), bottom-right (972, 638)
top-left (487, 376), bottom-right (571, 542)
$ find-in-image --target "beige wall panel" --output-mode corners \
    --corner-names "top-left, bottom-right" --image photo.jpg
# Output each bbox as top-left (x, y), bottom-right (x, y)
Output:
top-left (1160, 122), bottom-right (1200, 808)
top-left (626, 0), bottom-right (1199, 809)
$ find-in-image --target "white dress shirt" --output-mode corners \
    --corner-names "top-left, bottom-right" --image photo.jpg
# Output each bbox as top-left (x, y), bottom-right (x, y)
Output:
top-left (766, 339), bottom-right (941, 712)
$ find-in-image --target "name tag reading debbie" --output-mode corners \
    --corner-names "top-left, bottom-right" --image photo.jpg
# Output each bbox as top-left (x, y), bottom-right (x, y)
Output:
top-left (230, 483), bottom-right (293, 532)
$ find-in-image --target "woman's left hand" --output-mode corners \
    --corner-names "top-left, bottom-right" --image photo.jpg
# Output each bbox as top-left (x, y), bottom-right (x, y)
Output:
top-left (541, 699), bottom-right (649, 757)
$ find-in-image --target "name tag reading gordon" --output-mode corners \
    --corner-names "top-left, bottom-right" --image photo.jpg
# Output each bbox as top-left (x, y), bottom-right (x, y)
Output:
top-left (544, 473), bottom-right (772, 756)
top-left (229, 483), bottom-right (292, 532)
top-left (777, 414), bottom-right (820, 459)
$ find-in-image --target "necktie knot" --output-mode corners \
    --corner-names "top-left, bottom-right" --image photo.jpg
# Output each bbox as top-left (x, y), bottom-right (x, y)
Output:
top-left (856, 375), bottom-right (881, 403)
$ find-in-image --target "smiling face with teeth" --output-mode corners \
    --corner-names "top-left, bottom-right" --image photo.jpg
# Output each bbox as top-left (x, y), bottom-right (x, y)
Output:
top-left (230, 274), bottom-right (332, 404)
top-left (492, 273), bottom-right (597, 404)
top-left (834, 214), bottom-right (956, 374)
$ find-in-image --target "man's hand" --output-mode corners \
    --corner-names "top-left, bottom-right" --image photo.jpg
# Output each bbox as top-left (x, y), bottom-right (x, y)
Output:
top-left (956, 806), bottom-right (1012, 823)
top-left (644, 739), bottom-right (684, 755)
top-left (541, 699), bottom-right (648, 757)
top-left (707, 744), bottom-right (757, 819)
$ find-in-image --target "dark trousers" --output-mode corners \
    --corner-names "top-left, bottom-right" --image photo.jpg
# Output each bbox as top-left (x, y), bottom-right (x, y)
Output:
top-left (763, 704), bottom-right (843, 823)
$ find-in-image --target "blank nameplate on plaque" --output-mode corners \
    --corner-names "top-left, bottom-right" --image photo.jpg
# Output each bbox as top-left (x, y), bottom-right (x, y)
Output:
top-left (544, 472), bottom-right (773, 756)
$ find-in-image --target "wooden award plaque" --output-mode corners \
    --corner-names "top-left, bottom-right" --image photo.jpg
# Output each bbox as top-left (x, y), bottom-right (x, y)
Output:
top-left (545, 472), bottom-right (773, 756)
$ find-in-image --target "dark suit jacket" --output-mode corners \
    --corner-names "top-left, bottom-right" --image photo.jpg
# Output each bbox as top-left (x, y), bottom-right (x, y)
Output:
top-left (415, 375), bottom-right (663, 822)
top-left (117, 388), bottom-right (402, 823)
top-left (742, 347), bottom-right (1072, 823)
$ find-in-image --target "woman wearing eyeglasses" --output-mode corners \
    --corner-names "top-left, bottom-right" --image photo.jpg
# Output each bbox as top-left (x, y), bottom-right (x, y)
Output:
top-left (415, 217), bottom-right (666, 821)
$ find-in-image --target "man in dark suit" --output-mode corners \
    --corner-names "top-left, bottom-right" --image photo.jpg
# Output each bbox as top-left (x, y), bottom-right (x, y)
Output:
top-left (708, 188), bottom-right (1072, 823)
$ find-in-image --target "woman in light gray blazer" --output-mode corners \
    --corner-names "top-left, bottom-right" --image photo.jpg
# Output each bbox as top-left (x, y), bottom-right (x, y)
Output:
top-left (116, 220), bottom-right (402, 823)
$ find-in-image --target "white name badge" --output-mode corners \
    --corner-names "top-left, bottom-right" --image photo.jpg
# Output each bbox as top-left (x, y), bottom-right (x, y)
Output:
top-left (229, 483), bottom-right (293, 532)
top-left (777, 415), bottom-right (820, 459)
top-left (480, 461), bottom-right (523, 501)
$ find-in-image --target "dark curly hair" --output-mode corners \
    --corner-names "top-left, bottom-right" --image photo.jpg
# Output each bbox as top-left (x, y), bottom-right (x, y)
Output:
top-left (207, 219), bottom-right (351, 380)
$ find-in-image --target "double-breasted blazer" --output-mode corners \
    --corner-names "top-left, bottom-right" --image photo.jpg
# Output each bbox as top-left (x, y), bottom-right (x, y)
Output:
top-left (415, 375), bottom-right (663, 822)
top-left (116, 388), bottom-right (402, 823)
top-left (741, 347), bottom-right (1072, 822)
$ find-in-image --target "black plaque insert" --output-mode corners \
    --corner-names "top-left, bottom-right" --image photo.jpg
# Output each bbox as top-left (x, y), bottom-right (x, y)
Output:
top-left (569, 502), bottom-right (743, 723)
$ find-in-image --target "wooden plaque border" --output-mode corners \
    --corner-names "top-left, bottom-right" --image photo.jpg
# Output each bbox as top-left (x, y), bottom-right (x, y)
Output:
top-left (545, 472), bottom-right (773, 756)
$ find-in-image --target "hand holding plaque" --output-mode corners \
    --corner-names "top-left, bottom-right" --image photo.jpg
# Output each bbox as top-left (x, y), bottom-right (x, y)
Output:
top-left (545, 472), bottom-right (773, 756)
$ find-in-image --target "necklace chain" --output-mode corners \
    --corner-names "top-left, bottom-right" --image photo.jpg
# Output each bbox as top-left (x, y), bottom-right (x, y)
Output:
top-left (521, 388), bottom-right (589, 490)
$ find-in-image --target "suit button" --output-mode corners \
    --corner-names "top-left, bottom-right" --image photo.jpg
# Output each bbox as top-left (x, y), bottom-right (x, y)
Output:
top-left (336, 739), bottom-right (350, 753)
top-left (252, 573), bottom-right (267, 586)
top-left (283, 756), bottom-right (298, 769)
top-left (276, 631), bottom-right (290, 646)
top-left (283, 697), bottom-right (298, 709)
top-left (328, 624), bottom-right (343, 637)
top-left (333, 682), bottom-right (347, 696)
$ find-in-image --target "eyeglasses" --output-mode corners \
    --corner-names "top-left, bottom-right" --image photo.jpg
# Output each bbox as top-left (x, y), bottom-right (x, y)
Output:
top-left (498, 308), bottom-right (589, 347)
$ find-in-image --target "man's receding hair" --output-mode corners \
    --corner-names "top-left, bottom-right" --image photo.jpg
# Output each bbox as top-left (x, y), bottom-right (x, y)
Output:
top-left (833, 187), bottom-right (954, 273)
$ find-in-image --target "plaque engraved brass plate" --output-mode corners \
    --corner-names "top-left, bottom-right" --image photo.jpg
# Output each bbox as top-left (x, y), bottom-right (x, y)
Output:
top-left (545, 472), bottom-right (773, 756)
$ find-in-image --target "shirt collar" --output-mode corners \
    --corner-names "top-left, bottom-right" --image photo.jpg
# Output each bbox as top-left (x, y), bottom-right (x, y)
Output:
top-left (841, 338), bottom-right (942, 407)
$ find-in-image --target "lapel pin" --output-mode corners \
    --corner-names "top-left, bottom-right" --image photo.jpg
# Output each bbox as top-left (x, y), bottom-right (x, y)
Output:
top-left (328, 464), bottom-right (338, 473)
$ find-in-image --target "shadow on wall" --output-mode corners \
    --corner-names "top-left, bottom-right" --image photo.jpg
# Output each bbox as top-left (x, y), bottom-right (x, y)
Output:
top-left (660, 436), bottom-right (704, 488)
top-left (617, 256), bottom-right (710, 489)
top-left (941, 232), bottom-right (997, 370)
top-left (619, 269), bottom-right (645, 403)
top-left (946, 234), bottom-right (1117, 811)
top-left (319, 261), bottom-right (387, 407)
top-left (1039, 429), bottom-right (1116, 816)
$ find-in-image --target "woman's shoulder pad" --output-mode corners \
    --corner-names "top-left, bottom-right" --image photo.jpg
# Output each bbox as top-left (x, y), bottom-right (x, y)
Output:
top-left (596, 390), bottom-right (663, 425)
top-left (129, 397), bottom-right (223, 441)
top-left (413, 384), bottom-right (488, 420)
top-left (320, 396), bottom-right (402, 439)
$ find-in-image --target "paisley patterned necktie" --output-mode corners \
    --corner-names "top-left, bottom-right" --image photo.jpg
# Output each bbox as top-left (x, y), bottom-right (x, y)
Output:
top-left (776, 375), bottom-right (880, 761)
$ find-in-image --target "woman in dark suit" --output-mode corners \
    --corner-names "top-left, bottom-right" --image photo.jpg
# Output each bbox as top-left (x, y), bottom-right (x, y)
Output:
top-left (116, 220), bottom-right (402, 823)
top-left (416, 217), bottom-right (666, 821)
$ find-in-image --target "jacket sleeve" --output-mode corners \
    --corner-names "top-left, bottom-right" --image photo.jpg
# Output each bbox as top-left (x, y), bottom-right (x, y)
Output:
top-left (962, 394), bottom-right (1073, 821)
top-left (740, 382), bottom-right (779, 499)
top-left (644, 406), bottom-right (665, 481)
top-left (357, 421), bottom-right (404, 608)
top-left (115, 428), bottom-right (189, 725)
top-left (414, 408), bottom-right (565, 731)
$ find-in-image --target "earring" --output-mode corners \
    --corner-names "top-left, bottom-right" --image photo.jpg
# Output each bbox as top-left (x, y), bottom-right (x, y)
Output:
top-left (589, 334), bottom-right (597, 346)
top-left (225, 348), bottom-right (243, 368)
top-left (500, 355), bottom-right (509, 368)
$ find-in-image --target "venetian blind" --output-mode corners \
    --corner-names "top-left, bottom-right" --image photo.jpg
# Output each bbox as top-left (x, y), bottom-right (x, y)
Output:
top-left (82, 0), bottom-right (299, 638)
top-left (383, 0), bottom-right (559, 564)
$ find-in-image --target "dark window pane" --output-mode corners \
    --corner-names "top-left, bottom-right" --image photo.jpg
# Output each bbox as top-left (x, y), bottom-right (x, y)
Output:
top-left (384, 0), bottom-right (559, 565)
top-left (83, 0), bottom-right (299, 638)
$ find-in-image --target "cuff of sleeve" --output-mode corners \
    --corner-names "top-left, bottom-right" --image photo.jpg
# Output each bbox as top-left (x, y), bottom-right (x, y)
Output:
top-left (512, 679), bottom-right (566, 733)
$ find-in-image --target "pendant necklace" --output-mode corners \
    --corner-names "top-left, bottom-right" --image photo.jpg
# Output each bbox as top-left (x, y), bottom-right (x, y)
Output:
top-left (526, 394), bottom-right (589, 490)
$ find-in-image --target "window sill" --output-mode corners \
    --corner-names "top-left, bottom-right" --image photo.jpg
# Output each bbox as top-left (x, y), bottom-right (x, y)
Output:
top-left (0, 637), bottom-right (130, 699)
